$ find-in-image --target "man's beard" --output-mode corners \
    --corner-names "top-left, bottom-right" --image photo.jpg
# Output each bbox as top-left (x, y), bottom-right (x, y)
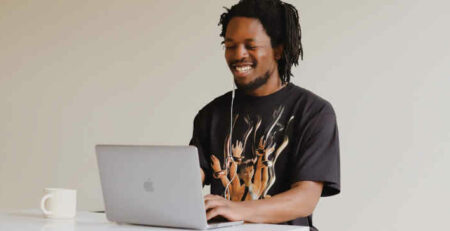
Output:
top-left (234, 70), bottom-right (271, 92)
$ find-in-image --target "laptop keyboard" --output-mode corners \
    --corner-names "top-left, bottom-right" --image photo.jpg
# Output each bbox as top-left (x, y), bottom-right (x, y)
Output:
top-left (207, 216), bottom-right (229, 224)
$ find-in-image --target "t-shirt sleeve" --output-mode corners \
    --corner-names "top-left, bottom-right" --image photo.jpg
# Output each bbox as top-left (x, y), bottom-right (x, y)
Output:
top-left (290, 102), bottom-right (341, 197)
top-left (189, 111), bottom-right (212, 186)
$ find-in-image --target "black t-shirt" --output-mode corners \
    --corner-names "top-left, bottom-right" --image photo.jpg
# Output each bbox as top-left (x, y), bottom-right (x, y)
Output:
top-left (189, 82), bottom-right (340, 230)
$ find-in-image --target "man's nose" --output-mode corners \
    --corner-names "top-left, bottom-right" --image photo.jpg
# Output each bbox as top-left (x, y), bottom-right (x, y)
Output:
top-left (233, 44), bottom-right (249, 60)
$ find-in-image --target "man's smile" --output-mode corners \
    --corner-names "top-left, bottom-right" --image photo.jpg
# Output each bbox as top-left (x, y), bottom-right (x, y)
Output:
top-left (231, 63), bottom-right (255, 78)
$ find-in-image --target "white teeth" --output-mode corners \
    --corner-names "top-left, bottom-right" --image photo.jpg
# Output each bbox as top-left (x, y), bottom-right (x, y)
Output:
top-left (236, 66), bottom-right (252, 72)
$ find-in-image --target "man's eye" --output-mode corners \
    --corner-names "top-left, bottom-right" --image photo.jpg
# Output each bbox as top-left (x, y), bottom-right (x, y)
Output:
top-left (247, 46), bottom-right (257, 50)
top-left (225, 46), bottom-right (236, 49)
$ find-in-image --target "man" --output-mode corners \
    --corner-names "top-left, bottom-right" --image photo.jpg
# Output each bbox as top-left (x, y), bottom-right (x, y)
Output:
top-left (189, 0), bottom-right (340, 230)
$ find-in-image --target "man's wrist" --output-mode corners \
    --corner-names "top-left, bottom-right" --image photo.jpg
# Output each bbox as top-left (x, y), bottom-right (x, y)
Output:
top-left (239, 199), bottom-right (262, 223)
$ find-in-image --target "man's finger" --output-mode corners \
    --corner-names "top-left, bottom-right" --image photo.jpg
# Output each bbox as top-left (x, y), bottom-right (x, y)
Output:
top-left (204, 194), bottom-right (225, 200)
top-left (204, 198), bottom-right (224, 211)
top-left (204, 194), bottom-right (224, 199)
top-left (206, 207), bottom-right (224, 221)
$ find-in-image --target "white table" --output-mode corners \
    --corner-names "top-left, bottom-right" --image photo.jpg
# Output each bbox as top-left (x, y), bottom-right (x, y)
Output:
top-left (0, 209), bottom-right (309, 231)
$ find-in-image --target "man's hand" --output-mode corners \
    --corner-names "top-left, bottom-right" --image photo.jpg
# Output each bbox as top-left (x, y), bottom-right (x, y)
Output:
top-left (203, 181), bottom-right (323, 224)
top-left (204, 194), bottom-right (248, 221)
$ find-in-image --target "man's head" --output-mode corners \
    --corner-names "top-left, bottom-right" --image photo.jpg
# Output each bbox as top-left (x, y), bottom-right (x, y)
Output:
top-left (219, 0), bottom-right (303, 91)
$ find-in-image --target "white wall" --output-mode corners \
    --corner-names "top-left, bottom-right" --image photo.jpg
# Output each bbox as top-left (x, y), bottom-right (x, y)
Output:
top-left (0, 0), bottom-right (448, 230)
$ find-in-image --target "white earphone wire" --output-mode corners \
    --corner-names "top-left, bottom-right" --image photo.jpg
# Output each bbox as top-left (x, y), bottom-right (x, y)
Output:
top-left (224, 81), bottom-right (236, 200)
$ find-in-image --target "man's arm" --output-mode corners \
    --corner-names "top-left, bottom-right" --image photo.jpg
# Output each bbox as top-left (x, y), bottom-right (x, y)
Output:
top-left (204, 181), bottom-right (323, 223)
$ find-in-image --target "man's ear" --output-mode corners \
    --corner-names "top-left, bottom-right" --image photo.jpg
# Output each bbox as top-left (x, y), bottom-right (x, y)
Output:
top-left (274, 44), bottom-right (284, 61)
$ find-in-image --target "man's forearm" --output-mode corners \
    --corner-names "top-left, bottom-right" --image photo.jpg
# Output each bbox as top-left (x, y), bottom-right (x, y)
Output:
top-left (241, 181), bottom-right (323, 223)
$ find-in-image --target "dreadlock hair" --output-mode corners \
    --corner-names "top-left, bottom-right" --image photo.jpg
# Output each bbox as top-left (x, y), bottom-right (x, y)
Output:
top-left (218, 0), bottom-right (303, 84)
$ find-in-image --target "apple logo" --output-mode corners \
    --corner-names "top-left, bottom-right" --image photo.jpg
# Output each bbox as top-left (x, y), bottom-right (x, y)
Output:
top-left (143, 178), bottom-right (154, 192)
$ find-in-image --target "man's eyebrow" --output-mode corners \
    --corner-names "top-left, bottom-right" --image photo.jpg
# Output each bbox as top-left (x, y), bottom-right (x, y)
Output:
top-left (223, 38), bottom-right (257, 42)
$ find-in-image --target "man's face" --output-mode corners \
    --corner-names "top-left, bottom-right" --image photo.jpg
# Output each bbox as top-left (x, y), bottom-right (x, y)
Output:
top-left (224, 17), bottom-right (279, 91)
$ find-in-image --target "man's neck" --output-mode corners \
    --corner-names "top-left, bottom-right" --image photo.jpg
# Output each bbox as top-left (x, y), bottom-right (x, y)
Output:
top-left (244, 75), bottom-right (287, 97)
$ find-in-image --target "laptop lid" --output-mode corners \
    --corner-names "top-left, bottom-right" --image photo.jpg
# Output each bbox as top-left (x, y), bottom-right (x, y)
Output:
top-left (96, 145), bottom-right (209, 229)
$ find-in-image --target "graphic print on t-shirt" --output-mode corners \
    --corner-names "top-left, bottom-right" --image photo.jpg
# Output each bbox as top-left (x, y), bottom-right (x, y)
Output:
top-left (210, 105), bottom-right (295, 201)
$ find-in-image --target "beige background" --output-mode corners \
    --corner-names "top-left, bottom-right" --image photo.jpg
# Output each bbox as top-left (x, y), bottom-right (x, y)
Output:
top-left (0, 0), bottom-right (449, 230)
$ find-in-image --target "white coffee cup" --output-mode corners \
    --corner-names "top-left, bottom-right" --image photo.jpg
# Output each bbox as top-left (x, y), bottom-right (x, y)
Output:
top-left (40, 188), bottom-right (77, 219)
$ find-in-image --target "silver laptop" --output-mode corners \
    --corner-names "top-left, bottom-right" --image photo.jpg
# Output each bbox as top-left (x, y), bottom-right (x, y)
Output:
top-left (96, 144), bottom-right (243, 230)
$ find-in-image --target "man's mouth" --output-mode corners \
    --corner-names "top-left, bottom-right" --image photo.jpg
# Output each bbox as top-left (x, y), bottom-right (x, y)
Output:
top-left (231, 63), bottom-right (254, 77)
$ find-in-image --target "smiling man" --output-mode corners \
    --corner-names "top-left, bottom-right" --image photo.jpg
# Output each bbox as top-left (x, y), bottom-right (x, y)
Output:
top-left (189, 0), bottom-right (340, 230)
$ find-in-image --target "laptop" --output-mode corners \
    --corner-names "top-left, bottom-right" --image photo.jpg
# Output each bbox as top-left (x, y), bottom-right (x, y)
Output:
top-left (96, 144), bottom-right (243, 230)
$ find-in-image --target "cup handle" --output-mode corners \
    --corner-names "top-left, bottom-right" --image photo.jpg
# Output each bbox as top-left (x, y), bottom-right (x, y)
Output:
top-left (40, 194), bottom-right (53, 216)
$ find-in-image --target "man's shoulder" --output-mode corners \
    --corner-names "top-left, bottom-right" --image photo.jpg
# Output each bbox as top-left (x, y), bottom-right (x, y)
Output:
top-left (197, 91), bottom-right (232, 114)
top-left (289, 83), bottom-right (335, 115)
